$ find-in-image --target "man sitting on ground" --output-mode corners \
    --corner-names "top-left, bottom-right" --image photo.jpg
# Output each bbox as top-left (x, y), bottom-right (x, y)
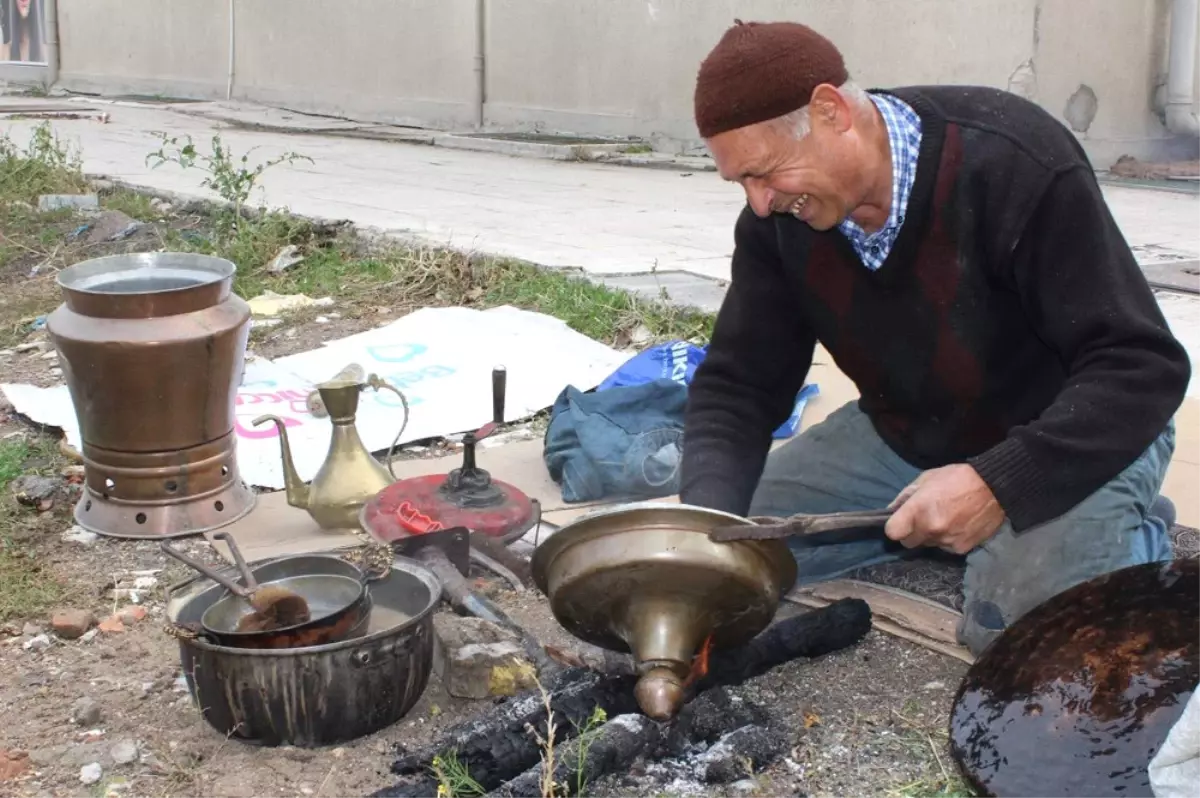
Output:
top-left (679, 20), bottom-right (1191, 655)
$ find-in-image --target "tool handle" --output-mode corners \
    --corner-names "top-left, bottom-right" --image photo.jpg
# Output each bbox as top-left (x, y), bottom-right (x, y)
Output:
top-left (492, 366), bottom-right (506, 424)
top-left (159, 541), bottom-right (251, 597)
top-left (709, 509), bottom-right (894, 542)
top-left (211, 531), bottom-right (258, 591)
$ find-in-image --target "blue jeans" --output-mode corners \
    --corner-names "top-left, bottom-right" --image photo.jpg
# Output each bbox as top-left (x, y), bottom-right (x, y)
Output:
top-left (748, 402), bottom-right (1176, 656)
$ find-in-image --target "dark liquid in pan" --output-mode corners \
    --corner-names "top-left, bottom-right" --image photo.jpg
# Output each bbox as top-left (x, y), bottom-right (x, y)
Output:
top-left (949, 559), bottom-right (1198, 797)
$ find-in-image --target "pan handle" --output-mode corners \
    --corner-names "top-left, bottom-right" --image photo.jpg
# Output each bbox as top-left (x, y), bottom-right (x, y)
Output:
top-left (160, 541), bottom-right (251, 598)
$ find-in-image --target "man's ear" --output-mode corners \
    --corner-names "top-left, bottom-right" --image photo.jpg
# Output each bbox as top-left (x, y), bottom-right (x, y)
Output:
top-left (810, 83), bottom-right (852, 133)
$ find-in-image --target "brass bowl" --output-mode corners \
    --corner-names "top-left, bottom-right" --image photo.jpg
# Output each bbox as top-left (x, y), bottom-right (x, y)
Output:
top-left (531, 502), bottom-right (797, 719)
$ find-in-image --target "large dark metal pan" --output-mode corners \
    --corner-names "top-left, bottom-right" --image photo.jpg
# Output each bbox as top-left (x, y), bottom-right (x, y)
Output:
top-left (165, 553), bottom-right (442, 747)
top-left (948, 558), bottom-right (1198, 797)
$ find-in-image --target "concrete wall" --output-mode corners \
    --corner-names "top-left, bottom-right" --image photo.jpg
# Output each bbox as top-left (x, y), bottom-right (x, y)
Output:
top-left (26, 0), bottom-right (1200, 164)
top-left (56, 0), bottom-right (229, 98)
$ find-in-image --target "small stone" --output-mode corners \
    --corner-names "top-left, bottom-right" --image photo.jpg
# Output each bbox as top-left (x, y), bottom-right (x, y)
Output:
top-left (22, 622), bottom-right (42, 637)
top-left (14, 342), bottom-right (39, 353)
top-left (79, 762), bottom-right (103, 785)
top-left (172, 675), bottom-right (189, 692)
top-left (77, 729), bottom-right (104, 742)
top-left (39, 193), bottom-right (100, 212)
top-left (49, 367), bottom-right (63, 377)
top-left (10, 475), bottom-right (62, 506)
top-left (89, 179), bottom-right (115, 192)
top-left (22, 634), bottom-right (51, 652)
top-left (98, 616), bottom-right (126, 634)
top-left (117, 606), bottom-right (147, 625)
top-left (40, 349), bottom-right (58, 360)
top-left (80, 628), bottom-right (98, 643)
top-left (62, 526), bottom-right (98, 545)
top-left (110, 740), bottom-right (138, 765)
top-left (72, 697), bottom-right (102, 726)
top-left (433, 616), bottom-right (535, 699)
top-left (729, 778), bottom-right (758, 795)
top-left (0, 749), bottom-right (31, 782)
top-left (132, 576), bottom-right (157, 590)
top-left (51, 609), bottom-right (95, 639)
top-left (314, 315), bottom-right (330, 324)
top-left (922, 680), bottom-right (945, 690)
top-left (61, 464), bottom-right (86, 479)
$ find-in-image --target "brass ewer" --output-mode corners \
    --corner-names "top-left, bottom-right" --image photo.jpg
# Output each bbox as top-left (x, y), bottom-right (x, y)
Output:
top-left (531, 502), bottom-right (797, 721)
top-left (253, 365), bottom-right (409, 532)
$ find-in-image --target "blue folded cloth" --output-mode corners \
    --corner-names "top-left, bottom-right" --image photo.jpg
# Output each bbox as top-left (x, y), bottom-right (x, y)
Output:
top-left (544, 379), bottom-right (686, 503)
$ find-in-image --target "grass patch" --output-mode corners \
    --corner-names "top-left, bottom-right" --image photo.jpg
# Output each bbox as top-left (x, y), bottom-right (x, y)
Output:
top-left (0, 437), bottom-right (68, 623)
top-left (887, 703), bottom-right (976, 798)
top-left (101, 188), bottom-right (162, 222)
top-left (1, 124), bottom-right (715, 350)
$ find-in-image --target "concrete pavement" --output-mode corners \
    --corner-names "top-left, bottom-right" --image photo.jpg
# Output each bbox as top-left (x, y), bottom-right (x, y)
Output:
top-left (2, 97), bottom-right (1196, 284)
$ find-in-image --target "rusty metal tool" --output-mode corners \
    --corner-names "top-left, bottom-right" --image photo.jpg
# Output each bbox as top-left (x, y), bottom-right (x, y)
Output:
top-left (707, 509), bottom-right (894, 542)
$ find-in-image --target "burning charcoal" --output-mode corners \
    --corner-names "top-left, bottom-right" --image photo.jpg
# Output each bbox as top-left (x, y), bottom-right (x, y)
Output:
top-left (376, 668), bottom-right (642, 797)
top-left (488, 714), bottom-right (663, 797)
top-left (664, 687), bottom-right (770, 749)
top-left (695, 597), bottom-right (871, 692)
top-left (695, 724), bottom-right (787, 784)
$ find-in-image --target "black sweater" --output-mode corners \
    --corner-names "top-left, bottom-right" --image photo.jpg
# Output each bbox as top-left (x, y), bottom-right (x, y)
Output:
top-left (679, 85), bottom-right (1191, 532)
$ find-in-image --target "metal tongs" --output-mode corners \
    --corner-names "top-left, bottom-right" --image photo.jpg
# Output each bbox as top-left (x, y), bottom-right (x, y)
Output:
top-left (708, 509), bottom-right (893, 542)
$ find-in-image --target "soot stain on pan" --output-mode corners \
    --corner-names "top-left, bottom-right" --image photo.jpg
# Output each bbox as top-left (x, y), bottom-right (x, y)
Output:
top-left (948, 559), bottom-right (1199, 797)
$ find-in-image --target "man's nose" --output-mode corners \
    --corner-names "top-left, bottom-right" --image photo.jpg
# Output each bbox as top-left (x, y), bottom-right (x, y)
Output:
top-left (744, 181), bottom-right (774, 218)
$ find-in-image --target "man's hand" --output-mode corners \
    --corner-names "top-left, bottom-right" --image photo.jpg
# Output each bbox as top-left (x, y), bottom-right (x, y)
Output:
top-left (884, 464), bottom-right (1006, 555)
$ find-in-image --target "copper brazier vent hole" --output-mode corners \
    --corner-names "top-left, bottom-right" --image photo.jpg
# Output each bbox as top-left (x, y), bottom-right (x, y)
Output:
top-left (214, 501), bottom-right (224, 512)
top-left (165, 480), bottom-right (178, 493)
top-left (221, 466), bottom-right (229, 477)
top-left (135, 513), bottom-right (147, 525)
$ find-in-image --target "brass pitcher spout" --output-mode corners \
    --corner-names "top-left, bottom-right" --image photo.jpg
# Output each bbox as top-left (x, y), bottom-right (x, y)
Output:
top-left (251, 415), bottom-right (311, 510)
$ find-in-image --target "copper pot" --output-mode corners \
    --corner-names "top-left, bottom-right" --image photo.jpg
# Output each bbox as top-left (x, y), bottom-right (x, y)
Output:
top-left (47, 253), bottom-right (256, 538)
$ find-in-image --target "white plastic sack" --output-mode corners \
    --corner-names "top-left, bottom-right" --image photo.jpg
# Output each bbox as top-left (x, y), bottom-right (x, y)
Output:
top-left (1150, 689), bottom-right (1200, 797)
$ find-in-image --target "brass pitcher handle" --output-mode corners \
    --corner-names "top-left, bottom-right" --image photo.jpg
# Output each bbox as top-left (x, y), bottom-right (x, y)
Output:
top-left (366, 374), bottom-right (410, 481)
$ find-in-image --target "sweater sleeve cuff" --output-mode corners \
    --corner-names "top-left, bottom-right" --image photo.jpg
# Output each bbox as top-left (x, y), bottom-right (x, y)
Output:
top-left (967, 436), bottom-right (1051, 532)
top-left (679, 476), bottom-right (754, 518)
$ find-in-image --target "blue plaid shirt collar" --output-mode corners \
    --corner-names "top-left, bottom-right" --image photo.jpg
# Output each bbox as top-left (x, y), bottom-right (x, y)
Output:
top-left (837, 92), bottom-right (923, 271)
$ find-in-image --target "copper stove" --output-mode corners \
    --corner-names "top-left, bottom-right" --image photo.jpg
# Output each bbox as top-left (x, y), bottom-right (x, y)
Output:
top-left (46, 253), bottom-right (256, 538)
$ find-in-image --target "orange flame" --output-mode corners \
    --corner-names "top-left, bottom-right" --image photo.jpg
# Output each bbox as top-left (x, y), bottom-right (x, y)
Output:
top-left (683, 633), bottom-right (715, 687)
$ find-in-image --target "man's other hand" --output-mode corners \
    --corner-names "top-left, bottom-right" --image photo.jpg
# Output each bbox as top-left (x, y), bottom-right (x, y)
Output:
top-left (884, 464), bottom-right (1006, 555)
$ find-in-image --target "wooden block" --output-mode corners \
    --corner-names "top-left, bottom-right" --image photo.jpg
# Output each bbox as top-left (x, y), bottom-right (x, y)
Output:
top-left (785, 578), bottom-right (975, 664)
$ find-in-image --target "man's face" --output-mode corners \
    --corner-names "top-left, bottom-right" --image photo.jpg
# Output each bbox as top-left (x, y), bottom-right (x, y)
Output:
top-left (17, 0), bottom-right (32, 17)
top-left (706, 85), bottom-right (861, 231)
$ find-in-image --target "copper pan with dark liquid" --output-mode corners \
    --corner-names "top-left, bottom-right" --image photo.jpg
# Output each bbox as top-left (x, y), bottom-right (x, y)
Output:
top-left (949, 558), bottom-right (1198, 797)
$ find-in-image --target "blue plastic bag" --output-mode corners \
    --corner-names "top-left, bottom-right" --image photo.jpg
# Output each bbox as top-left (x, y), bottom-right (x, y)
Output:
top-left (596, 340), bottom-right (819, 439)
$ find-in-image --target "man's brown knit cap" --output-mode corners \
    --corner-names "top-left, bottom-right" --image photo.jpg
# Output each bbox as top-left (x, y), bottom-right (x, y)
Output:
top-left (694, 20), bottom-right (849, 138)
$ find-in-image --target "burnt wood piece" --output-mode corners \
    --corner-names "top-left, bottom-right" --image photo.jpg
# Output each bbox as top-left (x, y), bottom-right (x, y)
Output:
top-left (377, 668), bottom-right (641, 798)
top-left (373, 599), bottom-right (871, 798)
top-left (546, 597), bottom-right (872, 684)
top-left (490, 688), bottom-right (775, 797)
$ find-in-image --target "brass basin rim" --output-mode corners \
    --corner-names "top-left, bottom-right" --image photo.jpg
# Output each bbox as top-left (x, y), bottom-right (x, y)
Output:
top-left (530, 501), bottom-right (798, 597)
